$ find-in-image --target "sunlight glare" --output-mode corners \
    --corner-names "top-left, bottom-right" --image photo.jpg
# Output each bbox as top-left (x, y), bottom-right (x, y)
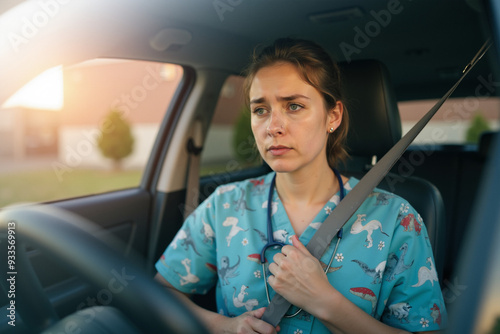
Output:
top-left (2, 66), bottom-right (63, 110)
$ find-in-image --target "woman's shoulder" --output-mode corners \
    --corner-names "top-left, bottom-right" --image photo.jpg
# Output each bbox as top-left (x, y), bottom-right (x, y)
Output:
top-left (345, 176), bottom-right (415, 224)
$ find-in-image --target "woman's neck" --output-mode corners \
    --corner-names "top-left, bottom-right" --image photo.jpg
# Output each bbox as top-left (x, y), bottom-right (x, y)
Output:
top-left (275, 164), bottom-right (339, 207)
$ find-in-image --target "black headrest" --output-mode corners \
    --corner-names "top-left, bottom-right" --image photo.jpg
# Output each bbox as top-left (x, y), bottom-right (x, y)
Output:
top-left (478, 131), bottom-right (498, 159)
top-left (339, 60), bottom-right (402, 158)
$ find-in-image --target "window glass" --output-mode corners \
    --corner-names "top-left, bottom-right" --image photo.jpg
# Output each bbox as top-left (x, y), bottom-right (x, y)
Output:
top-left (0, 59), bottom-right (183, 207)
top-left (398, 97), bottom-right (500, 145)
top-left (201, 75), bottom-right (261, 176)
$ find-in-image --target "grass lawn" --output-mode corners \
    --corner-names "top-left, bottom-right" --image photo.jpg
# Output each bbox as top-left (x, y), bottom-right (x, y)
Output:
top-left (0, 168), bottom-right (142, 208)
top-left (0, 163), bottom-right (258, 208)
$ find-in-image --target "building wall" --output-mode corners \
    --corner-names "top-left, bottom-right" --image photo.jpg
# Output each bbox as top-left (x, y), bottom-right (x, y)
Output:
top-left (56, 124), bottom-right (160, 170)
top-left (399, 98), bottom-right (500, 144)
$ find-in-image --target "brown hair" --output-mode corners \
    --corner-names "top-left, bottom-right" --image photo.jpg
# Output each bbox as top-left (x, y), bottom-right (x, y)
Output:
top-left (243, 37), bottom-right (349, 168)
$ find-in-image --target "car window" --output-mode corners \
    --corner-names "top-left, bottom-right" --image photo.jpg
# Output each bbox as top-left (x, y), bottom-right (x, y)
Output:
top-left (200, 75), bottom-right (261, 176)
top-left (0, 59), bottom-right (183, 208)
top-left (399, 97), bottom-right (500, 145)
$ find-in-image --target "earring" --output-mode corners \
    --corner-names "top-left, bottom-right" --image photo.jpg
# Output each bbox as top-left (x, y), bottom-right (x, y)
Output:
top-left (329, 128), bottom-right (334, 133)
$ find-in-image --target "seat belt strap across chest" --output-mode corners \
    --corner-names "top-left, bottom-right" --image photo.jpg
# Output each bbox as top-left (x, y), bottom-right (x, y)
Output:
top-left (261, 39), bottom-right (492, 327)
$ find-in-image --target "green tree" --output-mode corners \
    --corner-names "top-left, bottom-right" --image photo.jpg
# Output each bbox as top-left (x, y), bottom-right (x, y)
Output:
top-left (466, 112), bottom-right (491, 144)
top-left (97, 109), bottom-right (134, 170)
top-left (232, 106), bottom-right (260, 166)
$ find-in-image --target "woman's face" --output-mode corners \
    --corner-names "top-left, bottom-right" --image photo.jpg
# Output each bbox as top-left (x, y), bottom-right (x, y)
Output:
top-left (249, 62), bottom-right (342, 175)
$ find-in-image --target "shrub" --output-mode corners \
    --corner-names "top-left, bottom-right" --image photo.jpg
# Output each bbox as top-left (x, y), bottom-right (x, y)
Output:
top-left (97, 109), bottom-right (134, 169)
top-left (466, 112), bottom-right (491, 144)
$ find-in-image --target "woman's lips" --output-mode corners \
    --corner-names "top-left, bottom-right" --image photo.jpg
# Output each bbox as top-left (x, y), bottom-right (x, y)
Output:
top-left (268, 145), bottom-right (291, 156)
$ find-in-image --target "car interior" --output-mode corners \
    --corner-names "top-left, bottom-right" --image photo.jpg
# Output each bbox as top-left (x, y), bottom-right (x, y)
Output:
top-left (1, 0), bottom-right (500, 333)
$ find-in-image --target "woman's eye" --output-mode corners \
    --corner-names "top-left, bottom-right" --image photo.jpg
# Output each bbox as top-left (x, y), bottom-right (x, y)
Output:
top-left (289, 103), bottom-right (302, 111)
top-left (253, 108), bottom-right (266, 115)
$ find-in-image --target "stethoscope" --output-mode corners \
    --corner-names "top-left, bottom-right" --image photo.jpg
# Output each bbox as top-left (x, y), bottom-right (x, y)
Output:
top-left (260, 169), bottom-right (345, 318)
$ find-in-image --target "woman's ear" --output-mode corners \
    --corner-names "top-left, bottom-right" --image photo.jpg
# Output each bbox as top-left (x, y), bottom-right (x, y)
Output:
top-left (327, 101), bottom-right (343, 132)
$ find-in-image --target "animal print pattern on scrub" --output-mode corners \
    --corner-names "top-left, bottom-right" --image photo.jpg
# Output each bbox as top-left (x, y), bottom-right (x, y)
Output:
top-left (155, 172), bottom-right (447, 333)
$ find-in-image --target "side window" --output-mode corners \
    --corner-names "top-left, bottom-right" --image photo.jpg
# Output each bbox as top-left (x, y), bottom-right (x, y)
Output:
top-left (0, 59), bottom-right (183, 208)
top-left (200, 75), bottom-right (261, 176)
top-left (399, 97), bottom-right (500, 145)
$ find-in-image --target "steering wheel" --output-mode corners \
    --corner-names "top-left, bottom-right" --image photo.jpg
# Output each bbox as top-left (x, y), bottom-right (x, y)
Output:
top-left (0, 204), bottom-right (209, 333)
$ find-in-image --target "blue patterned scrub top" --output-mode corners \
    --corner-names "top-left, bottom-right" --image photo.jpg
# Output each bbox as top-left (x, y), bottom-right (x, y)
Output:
top-left (156, 172), bottom-right (447, 333)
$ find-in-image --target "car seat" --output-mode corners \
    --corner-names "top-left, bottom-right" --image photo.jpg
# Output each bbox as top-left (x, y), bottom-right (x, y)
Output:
top-left (338, 59), bottom-right (446, 283)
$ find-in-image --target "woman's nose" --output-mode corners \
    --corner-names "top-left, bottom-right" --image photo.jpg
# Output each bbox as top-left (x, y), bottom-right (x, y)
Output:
top-left (266, 113), bottom-right (285, 136)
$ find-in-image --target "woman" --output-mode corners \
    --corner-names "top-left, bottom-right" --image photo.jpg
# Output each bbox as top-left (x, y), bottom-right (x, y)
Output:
top-left (155, 38), bottom-right (446, 333)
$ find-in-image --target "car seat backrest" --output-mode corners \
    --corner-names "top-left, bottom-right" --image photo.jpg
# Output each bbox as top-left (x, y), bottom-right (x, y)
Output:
top-left (339, 59), bottom-right (446, 283)
top-left (340, 59), bottom-right (402, 159)
top-left (479, 131), bottom-right (498, 159)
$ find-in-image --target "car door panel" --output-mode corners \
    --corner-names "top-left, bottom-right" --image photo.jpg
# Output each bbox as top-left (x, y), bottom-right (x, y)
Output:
top-left (0, 188), bottom-right (152, 331)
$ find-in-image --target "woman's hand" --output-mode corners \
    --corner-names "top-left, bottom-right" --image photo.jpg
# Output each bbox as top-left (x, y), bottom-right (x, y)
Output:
top-left (267, 235), bottom-right (335, 314)
top-left (220, 307), bottom-right (279, 334)
top-left (155, 274), bottom-right (278, 333)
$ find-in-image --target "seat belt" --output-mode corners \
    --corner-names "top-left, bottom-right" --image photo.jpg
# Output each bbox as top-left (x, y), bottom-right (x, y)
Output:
top-left (262, 39), bottom-right (492, 327)
top-left (184, 119), bottom-right (204, 219)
